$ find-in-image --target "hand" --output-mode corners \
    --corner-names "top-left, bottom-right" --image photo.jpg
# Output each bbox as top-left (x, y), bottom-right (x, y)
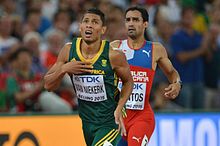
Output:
top-left (63, 60), bottom-right (93, 74)
top-left (164, 82), bottom-right (181, 99)
top-left (114, 108), bottom-right (127, 136)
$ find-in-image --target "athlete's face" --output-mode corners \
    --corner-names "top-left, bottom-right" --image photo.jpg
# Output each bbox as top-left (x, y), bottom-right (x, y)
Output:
top-left (80, 13), bottom-right (106, 44)
top-left (125, 10), bottom-right (147, 39)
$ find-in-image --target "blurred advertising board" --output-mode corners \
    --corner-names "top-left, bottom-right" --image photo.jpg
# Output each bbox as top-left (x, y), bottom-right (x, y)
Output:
top-left (0, 113), bottom-right (219, 146)
top-left (149, 112), bottom-right (220, 146)
top-left (0, 115), bottom-right (86, 146)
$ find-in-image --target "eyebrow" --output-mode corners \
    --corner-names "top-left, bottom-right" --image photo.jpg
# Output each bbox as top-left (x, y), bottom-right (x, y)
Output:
top-left (83, 17), bottom-right (100, 21)
top-left (92, 18), bottom-right (100, 21)
top-left (126, 16), bottom-right (140, 19)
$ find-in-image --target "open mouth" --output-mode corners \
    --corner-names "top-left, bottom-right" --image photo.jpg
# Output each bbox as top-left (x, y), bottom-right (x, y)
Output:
top-left (85, 30), bottom-right (93, 35)
top-left (128, 28), bottom-right (135, 32)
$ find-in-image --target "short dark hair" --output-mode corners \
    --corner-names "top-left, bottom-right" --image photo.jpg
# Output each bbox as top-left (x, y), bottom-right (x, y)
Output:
top-left (83, 8), bottom-right (106, 26)
top-left (125, 6), bottom-right (149, 22)
top-left (11, 47), bottom-right (31, 60)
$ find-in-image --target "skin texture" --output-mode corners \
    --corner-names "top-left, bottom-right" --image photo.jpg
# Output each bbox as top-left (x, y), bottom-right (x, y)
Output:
top-left (44, 12), bottom-right (133, 136)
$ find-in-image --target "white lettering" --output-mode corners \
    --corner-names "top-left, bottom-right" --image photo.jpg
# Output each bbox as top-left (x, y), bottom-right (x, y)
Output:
top-left (159, 119), bottom-right (194, 146)
top-left (160, 120), bottom-right (176, 146)
top-left (133, 76), bottom-right (149, 82)
top-left (73, 75), bottom-right (107, 102)
top-left (148, 115), bottom-right (219, 146)
top-left (177, 119), bottom-right (193, 146)
top-left (219, 120), bottom-right (220, 146)
top-left (195, 119), bottom-right (217, 146)
top-left (131, 71), bottom-right (147, 77)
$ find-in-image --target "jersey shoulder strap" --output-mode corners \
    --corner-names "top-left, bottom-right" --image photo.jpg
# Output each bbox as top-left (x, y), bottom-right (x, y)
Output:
top-left (69, 37), bottom-right (78, 62)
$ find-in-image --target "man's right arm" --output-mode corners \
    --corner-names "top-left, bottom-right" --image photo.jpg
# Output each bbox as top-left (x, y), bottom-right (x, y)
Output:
top-left (44, 43), bottom-right (93, 91)
top-left (44, 43), bottom-right (94, 91)
top-left (44, 43), bottom-right (71, 91)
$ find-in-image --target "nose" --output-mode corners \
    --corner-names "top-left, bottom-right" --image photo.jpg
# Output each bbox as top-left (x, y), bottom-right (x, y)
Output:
top-left (86, 24), bottom-right (92, 28)
top-left (127, 20), bottom-right (134, 26)
top-left (86, 22), bottom-right (93, 28)
top-left (128, 22), bottom-right (134, 28)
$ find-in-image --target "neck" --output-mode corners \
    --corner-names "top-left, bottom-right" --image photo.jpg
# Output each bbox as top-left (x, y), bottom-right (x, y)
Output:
top-left (127, 36), bottom-right (146, 49)
top-left (81, 39), bottom-right (102, 59)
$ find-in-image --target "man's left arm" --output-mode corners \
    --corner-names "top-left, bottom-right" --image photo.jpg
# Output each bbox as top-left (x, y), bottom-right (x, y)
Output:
top-left (155, 43), bottom-right (181, 99)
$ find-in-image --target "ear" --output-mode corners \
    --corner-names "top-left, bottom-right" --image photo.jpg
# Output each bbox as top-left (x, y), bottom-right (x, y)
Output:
top-left (143, 21), bottom-right (148, 29)
top-left (101, 26), bottom-right (107, 34)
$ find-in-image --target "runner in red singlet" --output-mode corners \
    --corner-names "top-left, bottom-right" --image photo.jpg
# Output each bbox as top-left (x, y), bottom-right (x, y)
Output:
top-left (111, 6), bottom-right (182, 146)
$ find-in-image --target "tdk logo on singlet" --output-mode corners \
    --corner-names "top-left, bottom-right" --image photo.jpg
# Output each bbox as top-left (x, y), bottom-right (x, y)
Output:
top-left (118, 82), bottom-right (143, 90)
top-left (134, 83), bottom-right (143, 90)
top-left (74, 76), bottom-right (100, 83)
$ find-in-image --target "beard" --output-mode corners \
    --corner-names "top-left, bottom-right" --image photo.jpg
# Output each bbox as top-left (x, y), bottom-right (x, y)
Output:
top-left (128, 32), bottom-right (137, 40)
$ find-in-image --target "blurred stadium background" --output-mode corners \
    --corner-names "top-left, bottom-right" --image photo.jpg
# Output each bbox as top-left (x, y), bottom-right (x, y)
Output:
top-left (0, 0), bottom-right (219, 146)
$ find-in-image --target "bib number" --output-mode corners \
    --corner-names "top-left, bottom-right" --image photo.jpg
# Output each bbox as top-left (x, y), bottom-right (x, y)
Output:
top-left (118, 81), bottom-right (146, 110)
top-left (73, 75), bottom-right (107, 102)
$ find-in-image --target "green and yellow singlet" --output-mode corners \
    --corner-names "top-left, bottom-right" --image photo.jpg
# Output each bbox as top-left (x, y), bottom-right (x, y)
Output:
top-left (69, 37), bottom-right (120, 124)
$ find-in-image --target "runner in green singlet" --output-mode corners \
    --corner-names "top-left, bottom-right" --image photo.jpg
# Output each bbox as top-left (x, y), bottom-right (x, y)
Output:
top-left (44, 8), bottom-right (133, 146)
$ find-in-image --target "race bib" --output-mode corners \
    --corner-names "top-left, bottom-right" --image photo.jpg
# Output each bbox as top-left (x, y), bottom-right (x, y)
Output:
top-left (118, 69), bottom-right (149, 110)
top-left (118, 81), bottom-right (146, 110)
top-left (73, 75), bottom-right (107, 102)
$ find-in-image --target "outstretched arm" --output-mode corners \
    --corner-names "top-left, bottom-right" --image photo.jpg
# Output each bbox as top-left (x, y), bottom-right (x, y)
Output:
top-left (44, 43), bottom-right (93, 91)
top-left (154, 43), bottom-right (181, 99)
top-left (110, 47), bottom-right (133, 136)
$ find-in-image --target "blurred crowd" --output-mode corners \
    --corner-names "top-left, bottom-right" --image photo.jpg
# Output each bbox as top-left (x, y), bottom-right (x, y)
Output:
top-left (0, 0), bottom-right (219, 113)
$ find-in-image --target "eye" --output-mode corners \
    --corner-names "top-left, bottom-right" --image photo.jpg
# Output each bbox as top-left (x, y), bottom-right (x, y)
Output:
top-left (92, 20), bottom-right (99, 24)
top-left (82, 19), bottom-right (89, 23)
top-left (133, 18), bottom-right (140, 22)
top-left (125, 18), bottom-right (130, 22)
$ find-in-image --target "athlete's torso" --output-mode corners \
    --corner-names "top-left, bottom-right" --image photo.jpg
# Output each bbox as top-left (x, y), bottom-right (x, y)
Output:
top-left (118, 40), bottom-right (155, 123)
top-left (69, 38), bottom-right (119, 125)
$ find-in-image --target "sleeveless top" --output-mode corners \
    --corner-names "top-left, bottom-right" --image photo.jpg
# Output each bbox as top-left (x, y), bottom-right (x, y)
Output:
top-left (69, 38), bottom-right (120, 124)
top-left (118, 40), bottom-right (155, 122)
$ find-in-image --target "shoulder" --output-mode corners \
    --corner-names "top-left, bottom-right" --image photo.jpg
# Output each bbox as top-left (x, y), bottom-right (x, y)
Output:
top-left (152, 42), bottom-right (168, 59)
top-left (60, 42), bottom-right (72, 53)
top-left (110, 40), bottom-right (122, 48)
top-left (109, 46), bottom-right (125, 58)
top-left (109, 46), bottom-right (127, 69)
top-left (64, 42), bottom-right (72, 48)
top-left (152, 42), bottom-right (165, 51)
top-left (109, 46), bottom-right (126, 64)
top-left (57, 42), bottom-right (72, 62)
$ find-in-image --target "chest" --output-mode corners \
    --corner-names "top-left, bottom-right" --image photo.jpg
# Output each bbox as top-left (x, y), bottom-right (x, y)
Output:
top-left (121, 44), bottom-right (153, 69)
